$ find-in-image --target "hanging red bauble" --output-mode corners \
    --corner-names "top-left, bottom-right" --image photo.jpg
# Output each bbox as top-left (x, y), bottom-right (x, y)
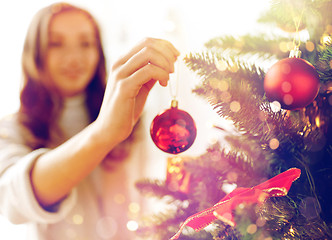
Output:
top-left (264, 57), bottom-right (320, 110)
top-left (150, 100), bottom-right (196, 154)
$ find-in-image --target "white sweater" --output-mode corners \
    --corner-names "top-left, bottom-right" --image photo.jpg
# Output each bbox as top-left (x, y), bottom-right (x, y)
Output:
top-left (0, 95), bottom-right (145, 239)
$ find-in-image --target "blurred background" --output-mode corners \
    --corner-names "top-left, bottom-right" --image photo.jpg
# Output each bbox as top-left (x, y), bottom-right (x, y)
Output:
top-left (0, 0), bottom-right (269, 238)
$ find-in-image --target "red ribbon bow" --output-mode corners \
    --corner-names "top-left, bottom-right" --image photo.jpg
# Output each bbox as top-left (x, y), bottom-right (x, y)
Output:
top-left (170, 168), bottom-right (301, 240)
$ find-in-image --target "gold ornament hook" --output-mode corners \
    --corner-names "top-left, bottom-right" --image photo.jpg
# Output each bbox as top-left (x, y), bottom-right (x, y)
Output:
top-left (289, 46), bottom-right (302, 58)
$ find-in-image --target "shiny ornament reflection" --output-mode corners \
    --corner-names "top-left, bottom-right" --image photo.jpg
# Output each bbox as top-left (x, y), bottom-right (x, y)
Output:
top-left (150, 100), bottom-right (196, 154)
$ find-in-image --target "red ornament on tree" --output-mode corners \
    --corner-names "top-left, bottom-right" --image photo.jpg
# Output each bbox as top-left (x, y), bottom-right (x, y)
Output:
top-left (150, 100), bottom-right (196, 154)
top-left (264, 52), bottom-right (320, 110)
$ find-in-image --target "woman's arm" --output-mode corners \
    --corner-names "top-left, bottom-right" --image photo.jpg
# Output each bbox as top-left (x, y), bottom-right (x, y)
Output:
top-left (30, 38), bottom-right (179, 208)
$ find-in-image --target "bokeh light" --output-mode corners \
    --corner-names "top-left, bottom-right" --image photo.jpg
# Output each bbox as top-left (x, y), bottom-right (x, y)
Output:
top-left (246, 224), bottom-right (257, 234)
top-left (322, 35), bottom-right (332, 45)
top-left (281, 81), bottom-right (292, 93)
top-left (230, 101), bottom-right (241, 112)
top-left (269, 138), bottom-right (280, 150)
top-left (221, 183), bottom-right (237, 194)
top-left (279, 41), bottom-right (288, 52)
top-left (128, 202), bottom-right (140, 214)
top-left (216, 60), bottom-right (228, 71)
top-left (72, 214), bottom-right (84, 225)
top-left (209, 78), bottom-right (229, 92)
top-left (305, 41), bottom-right (315, 52)
top-left (270, 101), bottom-right (281, 112)
top-left (256, 217), bottom-right (266, 227)
top-left (126, 220), bottom-right (139, 232)
top-left (283, 94), bottom-right (294, 106)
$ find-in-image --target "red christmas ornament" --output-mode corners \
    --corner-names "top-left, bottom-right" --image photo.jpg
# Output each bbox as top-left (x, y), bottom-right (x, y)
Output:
top-left (264, 57), bottom-right (320, 110)
top-left (150, 100), bottom-right (196, 154)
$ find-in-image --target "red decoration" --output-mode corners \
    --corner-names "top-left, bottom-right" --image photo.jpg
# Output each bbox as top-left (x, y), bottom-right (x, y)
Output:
top-left (170, 168), bottom-right (301, 240)
top-left (264, 57), bottom-right (320, 110)
top-left (150, 100), bottom-right (196, 154)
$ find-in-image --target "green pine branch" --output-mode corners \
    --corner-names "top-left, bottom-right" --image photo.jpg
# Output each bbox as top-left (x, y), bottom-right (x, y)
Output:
top-left (135, 179), bottom-right (188, 201)
top-left (257, 0), bottom-right (332, 39)
top-left (205, 34), bottom-right (291, 59)
top-left (183, 142), bottom-right (266, 188)
top-left (316, 43), bottom-right (332, 84)
top-left (136, 208), bottom-right (188, 239)
top-left (184, 50), bottom-right (303, 136)
top-left (184, 51), bottom-right (266, 97)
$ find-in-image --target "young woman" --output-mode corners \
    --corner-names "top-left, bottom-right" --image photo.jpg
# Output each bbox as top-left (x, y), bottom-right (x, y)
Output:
top-left (0, 2), bottom-right (179, 239)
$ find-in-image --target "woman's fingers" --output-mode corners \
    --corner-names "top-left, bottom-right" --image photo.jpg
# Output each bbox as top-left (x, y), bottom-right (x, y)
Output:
top-left (119, 46), bottom-right (174, 78)
top-left (121, 63), bottom-right (170, 96)
top-left (111, 38), bottom-right (179, 91)
top-left (112, 38), bottom-right (180, 71)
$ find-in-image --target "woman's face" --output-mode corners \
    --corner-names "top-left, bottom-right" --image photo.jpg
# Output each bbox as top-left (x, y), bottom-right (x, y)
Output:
top-left (46, 10), bottom-right (100, 97)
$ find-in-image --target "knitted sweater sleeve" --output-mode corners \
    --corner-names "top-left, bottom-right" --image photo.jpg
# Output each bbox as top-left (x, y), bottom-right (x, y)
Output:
top-left (0, 115), bottom-right (77, 224)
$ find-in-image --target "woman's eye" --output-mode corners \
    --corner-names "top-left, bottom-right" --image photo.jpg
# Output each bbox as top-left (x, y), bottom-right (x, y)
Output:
top-left (48, 42), bottom-right (62, 48)
top-left (81, 41), bottom-right (96, 48)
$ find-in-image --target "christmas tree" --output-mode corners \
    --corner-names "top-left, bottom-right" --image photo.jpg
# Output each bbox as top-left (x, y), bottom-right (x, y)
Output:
top-left (135, 0), bottom-right (332, 239)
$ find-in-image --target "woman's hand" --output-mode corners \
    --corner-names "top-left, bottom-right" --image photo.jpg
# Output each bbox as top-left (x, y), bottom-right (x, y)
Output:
top-left (95, 38), bottom-right (180, 144)
top-left (30, 38), bottom-right (179, 208)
